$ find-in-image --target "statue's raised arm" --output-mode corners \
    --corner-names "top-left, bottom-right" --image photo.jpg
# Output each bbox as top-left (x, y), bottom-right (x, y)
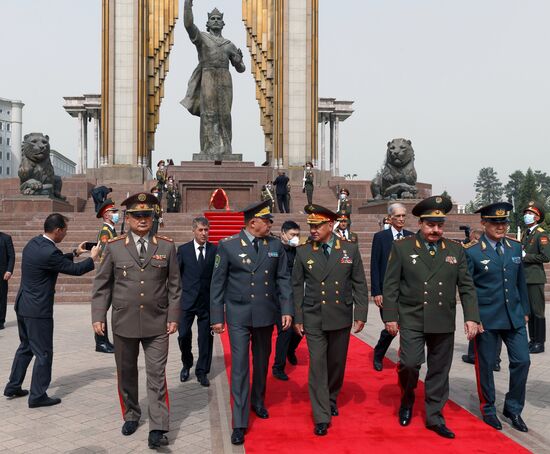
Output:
top-left (184, 0), bottom-right (199, 39)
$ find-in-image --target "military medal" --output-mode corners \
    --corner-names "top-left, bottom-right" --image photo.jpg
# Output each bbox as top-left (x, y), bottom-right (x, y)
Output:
top-left (480, 259), bottom-right (490, 271)
top-left (123, 270), bottom-right (127, 277)
top-left (246, 258), bottom-right (252, 264)
top-left (410, 254), bottom-right (419, 264)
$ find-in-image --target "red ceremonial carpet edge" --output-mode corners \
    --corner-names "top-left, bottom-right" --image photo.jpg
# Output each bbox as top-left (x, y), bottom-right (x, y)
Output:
top-left (219, 331), bottom-right (529, 453)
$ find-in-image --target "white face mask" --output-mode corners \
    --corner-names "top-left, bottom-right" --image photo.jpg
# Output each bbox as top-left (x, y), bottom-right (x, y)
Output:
top-left (306, 166), bottom-right (311, 170)
top-left (111, 212), bottom-right (119, 224)
top-left (288, 236), bottom-right (300, 247)
top-left (340, 194), bottom-right (346, 200)
top-left (523, 213), bottom-right (536, 225)
top-left (384, 223), bottom-right (391, 230)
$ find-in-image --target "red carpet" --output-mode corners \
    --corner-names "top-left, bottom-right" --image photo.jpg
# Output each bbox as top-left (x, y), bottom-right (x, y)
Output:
top-left (204, 211), bottom-right (244, 244)
top-left (219, 332), bottom-right (529, 453)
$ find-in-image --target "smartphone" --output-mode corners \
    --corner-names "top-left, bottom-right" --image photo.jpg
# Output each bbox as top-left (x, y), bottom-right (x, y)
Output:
top-left (85, 242), bottom-right (98, 251)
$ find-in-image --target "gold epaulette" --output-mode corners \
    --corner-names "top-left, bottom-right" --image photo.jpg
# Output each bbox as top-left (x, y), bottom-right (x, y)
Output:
top-left (506, 236), bottom-right (521, 243)
top-left (155, 234), bottom-right (173, 242)
top-left (220, 234), bottom-right (239, 243)
top-left (537, 227), bottom-right (546, 233)
top-left (463, 240), bottom-right (478, 249)
top-left (108, 234), bottom-right (127, 243)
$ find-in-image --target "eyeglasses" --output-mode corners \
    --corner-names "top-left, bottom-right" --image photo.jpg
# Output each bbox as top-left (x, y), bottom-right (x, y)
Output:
top-left (130, 212), bottom-right (153, 219)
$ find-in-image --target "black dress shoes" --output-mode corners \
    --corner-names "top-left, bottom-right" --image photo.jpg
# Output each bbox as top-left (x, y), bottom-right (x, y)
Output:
top-left (461, 354), bottom-right (475, 365)
top-left (503, 409), bottom-right (528, 432)
top-left (273, 369), bottom-right (289, 381)
top-left (287, 351), bottom-right (298, 366)
top-left (231, 428), bottom-right (245, 445)
top-left (427, 424), bottom-right (455, 439)
top-left (373, 358), bottom-right (383, 371)
top-left (121, 420), bottom-right (139, 436)
top-left (252, 406), bottom-right (269, 419)
top-left (330, 405), bottom-right (339, 417)
top-left (314, 423), bottom-right (329, 436)
top-left (483, 415), bottom-right (502, 430)
top-left (180, 366), bottom-right (190, 382)
top-left (493, 361), bottom-right (501, 372)
top-left (398, 406), bottom-right (412, 426)
top-left (529, 342), bottom-right (544, 354)
top-left (0, 322), bottom-right (4, 330)
top-left (96, 341), bottom-right (115, 354)
top-left (28, 396), bottom-right (62, 408)
top-left (148, 430), bottom-right (168, 449)
top-left (197, 375), bottom-right (210, 387)
top-left (4, 388), bottom-right (29, 398)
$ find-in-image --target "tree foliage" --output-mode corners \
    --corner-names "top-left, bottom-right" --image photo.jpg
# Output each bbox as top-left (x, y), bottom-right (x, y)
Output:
top-left (474, 167), bottom-right (504, 206)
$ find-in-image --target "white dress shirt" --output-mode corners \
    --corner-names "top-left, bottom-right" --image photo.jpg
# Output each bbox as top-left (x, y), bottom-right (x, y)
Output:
top-left (194, 239), bottom-right (206, 260)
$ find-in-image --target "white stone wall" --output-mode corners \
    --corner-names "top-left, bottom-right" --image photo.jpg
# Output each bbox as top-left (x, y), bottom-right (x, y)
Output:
top-left (0, 98), bottom-right (23, 179)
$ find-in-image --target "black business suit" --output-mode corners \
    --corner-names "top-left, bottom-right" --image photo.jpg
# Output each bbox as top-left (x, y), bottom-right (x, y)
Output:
top-left (177, 240), bottom-right (217, 378)
top-left (4, 236), bottom-right (94, 404)
top-left (0, 232), bottom-right (15, 325)
top-left (370, 227), bottom-right (413, 363)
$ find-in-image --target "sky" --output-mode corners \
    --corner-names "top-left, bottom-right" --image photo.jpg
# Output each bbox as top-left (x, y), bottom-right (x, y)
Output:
top-left (1, 0), bottom-right (549, 203)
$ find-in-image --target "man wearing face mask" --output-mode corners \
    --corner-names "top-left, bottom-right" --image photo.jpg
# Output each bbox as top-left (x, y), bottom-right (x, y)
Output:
top-left (94, 199), bottom-right (119, 353)
top-left (272, 221), bottom-right (301, 380)
top-left (150, 187), bottom-right (164, 235)
top-left (521, 201), bottom-right (550, 354)
top-left (337, 188), bottom-right (352, 219)
top-left (304, 162), bottom-right (314, 205)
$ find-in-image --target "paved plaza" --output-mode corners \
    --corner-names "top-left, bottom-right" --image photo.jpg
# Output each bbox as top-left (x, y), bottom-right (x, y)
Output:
top-left (1, 304), bottom-right (549, 453)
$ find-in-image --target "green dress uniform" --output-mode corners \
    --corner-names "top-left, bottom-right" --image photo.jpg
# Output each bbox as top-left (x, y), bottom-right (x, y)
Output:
top-left (382, 196), bottom-right (479, 429)
top-left (521, 201), bottom-right (550, 352)
top-left (293, 205), bottom-right (368, 426)
top-left (304, 170), bottom-right (314, 205)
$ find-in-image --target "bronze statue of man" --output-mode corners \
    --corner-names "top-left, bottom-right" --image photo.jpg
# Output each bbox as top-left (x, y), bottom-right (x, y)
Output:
top-left (181, 0), bottom-right (246, 160)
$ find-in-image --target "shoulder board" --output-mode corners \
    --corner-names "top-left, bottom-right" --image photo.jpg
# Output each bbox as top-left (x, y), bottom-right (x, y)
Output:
top-left (155, 234), bottom-right (173, 242)
top-left (220, 234), bottom-right (239, 243)
top-left (506, 237), bottom-right (521, 243)
top-left (108, 234), bottom-right (127, 243)
top-left (445, 238), bottom-right (462, 245)
top-left (299, 239), bottom-right (313, 247)
top-left (537, 227), bottom-right (546, 233)
top-left (462, 240), bottom-right (478, 249)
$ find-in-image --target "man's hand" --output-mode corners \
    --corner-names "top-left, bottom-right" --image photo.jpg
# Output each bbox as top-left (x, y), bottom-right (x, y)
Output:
top-left (385, 321), bottom-right (399, 336)
top-left (353, 320), bottom-right (365, 333)
top-left (90, 245), bottom-right (101, 261)
top-left (3, 271), bottom-right (12, 281)
top-left (166, 322), bottom-right (178, 334)
top-left (92, 322), bottom-right (105, 336)
top-left (281, 315), bottom-right (292, 331)
top-left (76, 241), bottom-right (88, 256)
top-left (294, 323), bottom-right (305, 337)
top-left (525, 315), bottom-right (529, 324)
top-left (373, 295), bottom-right (383, 308)
top-left (464, 321), bottom-right (478, 340)
top-left (212, 323), bottom-right (225, 334)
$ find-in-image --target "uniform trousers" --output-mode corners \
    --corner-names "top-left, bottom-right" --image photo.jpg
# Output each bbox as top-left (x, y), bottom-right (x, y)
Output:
top-left (305, 326), bottom-right (350, 424)
top-left (398, 328), bottom-right (454, 426)
top-left (0, 279), bottom-right (8, 324)
top-left (113, 332), bottom-right (170, 431)
top-left (228, 324), bottom-right (273, 429)
top-left (178, 306), bottom-right (213, 377)
top-left (474, 326), bottom-right (530, 416)
top-left (305, 186), bottom-right (314, 205)
top-left (5, 317), bottom-right (54, 404)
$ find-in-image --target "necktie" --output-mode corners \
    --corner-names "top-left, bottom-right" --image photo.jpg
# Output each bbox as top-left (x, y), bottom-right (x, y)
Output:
top-left (198, 245), bottom-right (205, 268)
top-left (322, 243), bottom-right (330, 259)
top-left (496, 241), bottom-right (503, 256)
top-left (253, 238), bottom-right (259, 253)
top-left (396, 232), bottom-right (402, 240)
top-left (428, 242), bottom-right (436, 257)
top-left (138, 238), bottom-right (146, 263)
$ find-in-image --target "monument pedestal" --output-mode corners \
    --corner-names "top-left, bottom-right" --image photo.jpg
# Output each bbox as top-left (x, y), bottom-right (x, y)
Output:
top-left (192, 153), bottom-right (243, 162)
top-left (2, 195), bottom-right (74, 213)
top-left (358, 199), bottom-right (458, 215)
top-left (85, 166), bottom-right (152, 184)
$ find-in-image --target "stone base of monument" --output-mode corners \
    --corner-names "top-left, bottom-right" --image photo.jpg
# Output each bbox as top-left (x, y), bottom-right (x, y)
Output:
top-left (192, 153), bottom-right (243, 161)
top-left (1, 195), bottom-right (74, 213)
top-left (358, 199), bottom-right (458, 215)
top-left (86, 166), bottom-right (152, 184)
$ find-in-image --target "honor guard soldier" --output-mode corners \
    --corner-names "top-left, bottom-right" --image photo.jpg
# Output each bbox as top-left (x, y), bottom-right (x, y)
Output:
top-left (92, 192), bottom-right (181, 450)
top-left (293, 204), bottom-right (369, 436)
top-left (210, 200), bottom-right (293, 446)
top-left (303, 162), bottom-right (314, 205)
top-left (383, 195), bottom-right (480, 439)
top-left (150, 187), bottom-right (164, 235)
top-left (334, 211), bottom-right (358, 243)
top-left (464, 202), bottom-right (530, 432)
top-left (521, 200), bottom-right (550, 354)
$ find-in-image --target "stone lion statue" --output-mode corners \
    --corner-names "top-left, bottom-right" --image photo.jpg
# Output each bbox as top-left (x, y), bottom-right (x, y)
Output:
top-left (370, 138), bottom-right (418, 200)
top-left (18, 133), bottom-right (65, 200)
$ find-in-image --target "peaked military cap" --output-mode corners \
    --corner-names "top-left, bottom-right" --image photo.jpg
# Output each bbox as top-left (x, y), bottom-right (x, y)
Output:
top-left (242, 200), bottom-right (273, 222)
top-left (122, 192), bottom-right (157, 214)
top-left (339, 188), bottom-right (350, 196)
top-left (475, 201), bottom-right (513, 223)
top-left (523, 200), bottom-right (545, 220)
top-left (304, 204), bottom-right (338, 225)
top-left (412, 195), bottom-right (452, 222)
top-left (157, 160), bottom-right (165, 167)
top-left (336, 211), bottom-right (350, 221)
top-left (96, 198), bottom-right (118, 219)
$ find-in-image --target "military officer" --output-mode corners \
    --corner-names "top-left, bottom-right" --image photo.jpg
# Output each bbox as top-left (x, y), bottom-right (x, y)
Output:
top-left (210, 200), bottom-right (292, 446)
top-left (464, 202), bottom-right (530, 432)
top-left (337, 188), bottom-right (352, 219)
top-left (91, 192), bottom-right (181, 450)
top-left (521, 200), bottom-right (550, 354)
top-left (304, 162), bottom-right (314, 205)
top-left (293, 204), bottom-right (369, 436)
top-left (150, 187), bottom-right (164, 235)
top-left (383, 195), bottom-right (480, 439)
top-left (334, 212), bottom-right (358, 243)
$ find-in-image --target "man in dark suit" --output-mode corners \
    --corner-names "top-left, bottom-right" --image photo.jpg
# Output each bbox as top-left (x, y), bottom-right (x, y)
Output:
top-left (177, 216), bottom-right (217, 387)
top-left (210, 200), bottom-right (293, 446)
top-left (0, 231), bottom-right (15, 330)
top-left (293, 204), bottom-right (369, 436)
top-left (273, 171), bottom-right (290, 213)
top-left (370, 203), bottom-right (413, 371)
top-left (464, 202), bottom-right (530, 433)
top-left (4, 214), bottom-right (98, 407)
top-left (91, 185), bottom-right (112, 213)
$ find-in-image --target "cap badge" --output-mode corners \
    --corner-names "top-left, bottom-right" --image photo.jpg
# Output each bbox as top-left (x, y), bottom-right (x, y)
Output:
top-left (496, 209), bottom-right (505, 216)
top-left (529, 201), bottom-right (534, 206)
top-left (435, 197), bottom-right (442, 203)
top-left (138, 193), bottom-right (146, 202)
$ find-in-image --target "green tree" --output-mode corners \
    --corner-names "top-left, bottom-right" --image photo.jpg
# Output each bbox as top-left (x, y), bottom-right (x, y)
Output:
top-left (474, 167), bottom-right (504, 206)
top-left (504, 170), bottom-right (525, 228)
top-left (441, 189), bottom-right (451, 201)
top-left (517, 168), bottom-right (542, 226)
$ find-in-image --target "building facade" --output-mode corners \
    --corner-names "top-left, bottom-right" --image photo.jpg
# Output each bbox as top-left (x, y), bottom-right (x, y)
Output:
top-left (0, 97), bottom-right (24, 179)
top-left (50, 149), bottom-right (77, 177)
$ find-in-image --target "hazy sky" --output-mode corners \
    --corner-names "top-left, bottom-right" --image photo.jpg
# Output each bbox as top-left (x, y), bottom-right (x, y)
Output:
top-left (2, 1), bottom-right (549, 203)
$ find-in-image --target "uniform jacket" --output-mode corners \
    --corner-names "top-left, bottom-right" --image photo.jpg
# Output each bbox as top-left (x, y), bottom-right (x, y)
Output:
top-left (370, 228), bottom-right (413, 297)
top-left (292, 235), bottom-right (369, 331)
top-left (97, 223), bottom-right (116, 257)
top-left (92, 233), bottom-right (181, 338)
top-left (334, 229), bottom-right (359, 243)
top-left (465, 234), bottom-right (529, 330)
top-left (521, 226), bottom-right (550, 284)
top-left (0, 232), bottom-right (15, 274)
top-left (382, 234), bottom-right (479, 333)
top-left (176, 240), bottom-right (217, 311)
top-left (339, 199), bottom-right (352, 214)
top-left (210, 229), bottom-right (293, 327)
top-left (304, 171), bottom-right (314, 188)
top-left (16, 236), bottom-right (94, 319)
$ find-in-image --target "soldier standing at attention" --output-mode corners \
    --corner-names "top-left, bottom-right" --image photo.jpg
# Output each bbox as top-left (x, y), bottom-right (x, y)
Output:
top-left (521, 200), bottom-right (550, 354)
top-left (333, 212), bottom-right (358, 243)
top-left (92, 193), bottom-right (181, 450)
top-left (293, 204), bottom-right (368, 437)
top-left (150, 187), bottom-right (164, 236)
top-left (155, 160), bottom-right (167, 202)
top-left (383, 196), bottom-right (480, 439)
top-left (304, 162), bottom-right (314, 205)
top-left (210, 200), bottom-right (292, 446)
